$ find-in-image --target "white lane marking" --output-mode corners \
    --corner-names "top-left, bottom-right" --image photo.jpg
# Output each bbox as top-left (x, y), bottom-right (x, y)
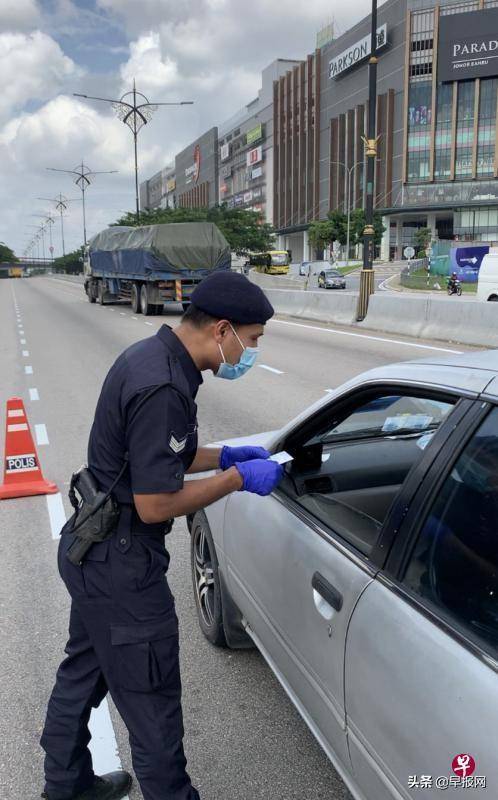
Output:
top-left (29, 388), bottom-right (40, 401)
top-left (132, 316), bottom-right (138, 320)
top-left (25, 365), bottom-right (33, 375)
top-left (88, 700), bottom-right (129, 798)
top-left (35, 423), bottom-right (49, 445)
top-left (46, 493), bottom-right (67, 540)
top-left (44, 499), bottom-right (130, 792)
top-left (22, 350), bottom-right (29, 357)
top-left (119, 312), bottom-right (126, 316)
top-left (8, 409), bottom-right (24, 418)
top-left (324, 388), bottom-right (335, 392)
top-left (145, 321), bottom-right (153, 326)
top-left (7, 423), bottom-right (28, 432)
top-left (20, 330), bottom-right (25, 335)
top-left (270, 318), bottom-right (464, 354)
top-left (258, 364), bottom-right (284, 374)
top-left (108, 308), bottom-right (114, 311)
top-left (20, 338), bottom-right (26, 344)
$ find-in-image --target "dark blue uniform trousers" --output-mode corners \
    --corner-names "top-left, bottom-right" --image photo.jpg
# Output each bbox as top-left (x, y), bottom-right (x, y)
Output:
top-left (41, 526), bottom-right (201, 800)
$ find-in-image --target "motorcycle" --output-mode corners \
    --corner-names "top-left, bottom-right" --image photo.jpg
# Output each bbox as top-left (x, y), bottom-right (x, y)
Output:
top-left (447, 278), bottom-right (463, 296)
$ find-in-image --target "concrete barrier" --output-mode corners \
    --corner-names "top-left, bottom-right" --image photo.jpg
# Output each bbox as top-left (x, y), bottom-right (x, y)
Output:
top-left (358, 293), bottom-right (498, 348)
top-left (261, 288), bottom-right (358, 326)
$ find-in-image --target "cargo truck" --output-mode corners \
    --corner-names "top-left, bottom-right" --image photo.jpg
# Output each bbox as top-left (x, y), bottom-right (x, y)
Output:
top-left (84, 222), bottom-right (231, 315)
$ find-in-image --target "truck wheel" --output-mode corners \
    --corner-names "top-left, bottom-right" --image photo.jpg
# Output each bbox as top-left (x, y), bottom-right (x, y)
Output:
top-left (86, 284), bottom-right (96, 303)
top-left (131, 283), bottom-right (141, 314)
top-left (140, 284), bottom-right (152, 316)
top-left (97, 281), bottom-right (106, 305)
top-left (182, 302), bottom-right (190, 312)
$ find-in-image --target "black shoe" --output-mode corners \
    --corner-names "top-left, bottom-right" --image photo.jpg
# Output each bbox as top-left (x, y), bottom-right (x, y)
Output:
top-left (41, 771), bottom-right (132, 800)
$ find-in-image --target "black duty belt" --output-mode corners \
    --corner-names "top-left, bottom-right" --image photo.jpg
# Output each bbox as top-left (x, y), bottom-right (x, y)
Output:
top-left (121, 504), bottom-right (174, 536)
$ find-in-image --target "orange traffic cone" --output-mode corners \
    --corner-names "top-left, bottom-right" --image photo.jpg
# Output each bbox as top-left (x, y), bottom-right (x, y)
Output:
top-left (0, 397), bottom-right (58, 500)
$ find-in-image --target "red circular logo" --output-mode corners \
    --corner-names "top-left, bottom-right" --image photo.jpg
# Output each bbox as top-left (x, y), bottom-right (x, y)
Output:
top-left (452, 754), bottom-right (476, 778)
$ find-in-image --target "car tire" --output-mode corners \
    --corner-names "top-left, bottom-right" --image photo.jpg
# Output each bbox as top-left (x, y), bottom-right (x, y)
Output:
top-left (190, 511), bottom-right (226, 647)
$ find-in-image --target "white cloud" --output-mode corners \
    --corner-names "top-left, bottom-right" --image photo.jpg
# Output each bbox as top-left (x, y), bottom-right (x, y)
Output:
top-left (0, 0), bottom-right (41, 31)
top-left (120, 33), bottom-right (179, 93)
top-left (0, 31), bottom-right (82, 124)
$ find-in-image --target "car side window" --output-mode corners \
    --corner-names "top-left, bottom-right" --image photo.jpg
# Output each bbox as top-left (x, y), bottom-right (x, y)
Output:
top-left (403, 406), bottom-right (498, 656)
top-left (283, 392), bottom-right (455, 557)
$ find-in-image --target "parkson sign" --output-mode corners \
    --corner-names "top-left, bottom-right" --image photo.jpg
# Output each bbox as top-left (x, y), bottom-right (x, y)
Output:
top-left (438, 8), bottom-right (498, 82)
top-left (329, 25), bottom-right (387, 79)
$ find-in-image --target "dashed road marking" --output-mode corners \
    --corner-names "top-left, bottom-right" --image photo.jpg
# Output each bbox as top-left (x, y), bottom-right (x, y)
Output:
top-left (258, 364), bottom-right (284, 374)
top-left (46, 493), bottom-right (66, 540)
top-left (25, 366), bottom-right (33, 375)
top-left (20, 338), bottom-right (26, 344)
top-left (119, 312), bottom-right (126, 316)
top-left (145, 321), bottom-right (153, 326)
top-left (132, 316), bottom-right (138, 320)
top-left (35, 423), bottom-right (49, 445)
top-left (29, 388), bottom-right (39, 401)
top-left (22, 350), bottom-right (29, 357)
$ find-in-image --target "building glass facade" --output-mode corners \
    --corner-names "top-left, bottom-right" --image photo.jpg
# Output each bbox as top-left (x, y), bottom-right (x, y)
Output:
top-left (434, 83), bottom-right (453, 181)
top-left (477, 78), bottom-right (498, 178)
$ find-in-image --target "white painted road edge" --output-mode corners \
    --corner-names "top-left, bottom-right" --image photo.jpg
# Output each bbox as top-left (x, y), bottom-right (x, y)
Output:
top-left (270, 318), bottom-right (464, 355)
top-left (29, 388), bottom-right (40, 401)
top-left (45, 496), bottom-right (129, 797)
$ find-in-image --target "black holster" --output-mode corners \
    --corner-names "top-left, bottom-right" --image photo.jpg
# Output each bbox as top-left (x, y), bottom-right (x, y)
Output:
top-left (64, 464), bottom-right (124, 566)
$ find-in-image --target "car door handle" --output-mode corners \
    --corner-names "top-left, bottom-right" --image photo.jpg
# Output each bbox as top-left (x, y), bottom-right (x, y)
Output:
top-left (312, 572), bottom-right (343, 612)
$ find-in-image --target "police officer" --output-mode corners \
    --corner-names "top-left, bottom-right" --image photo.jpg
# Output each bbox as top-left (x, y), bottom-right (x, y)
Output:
top-left (41, 271), bottom-right (284, 800)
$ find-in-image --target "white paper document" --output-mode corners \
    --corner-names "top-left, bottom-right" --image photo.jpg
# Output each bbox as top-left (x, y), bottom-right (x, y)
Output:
top-left (270, 451), bottom-right (294, 465)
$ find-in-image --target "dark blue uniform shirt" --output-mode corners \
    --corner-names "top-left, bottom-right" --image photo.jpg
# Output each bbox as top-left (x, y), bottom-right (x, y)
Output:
top-left (88, 325), bottom-right (202, 514)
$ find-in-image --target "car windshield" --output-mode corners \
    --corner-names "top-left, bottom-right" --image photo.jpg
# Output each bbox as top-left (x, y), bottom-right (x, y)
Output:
top-left (325, 270), bottom-right (341, 277)
top-left (322, 395), bottom-right (453, 443)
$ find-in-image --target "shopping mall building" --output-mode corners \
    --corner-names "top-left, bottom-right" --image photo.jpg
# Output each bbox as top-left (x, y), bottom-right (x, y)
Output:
top-left (275, 0), bottom-right (498, 261)
top-left (141, 0), bottom-right (498, 261)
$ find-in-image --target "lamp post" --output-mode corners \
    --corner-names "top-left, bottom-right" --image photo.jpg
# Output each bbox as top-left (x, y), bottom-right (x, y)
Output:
top-left (31, 214), bottom-right (55, 262)
top-left (46, 164), bottom-right (117, 246)
top-left (330, 160), bottom-right (364, 266)
top-left (357, 0), bottom-right (380, 321)
top-left (38, 194), bottom-right (79, 257)
top-left (74, 81), bottom-right (193, 223)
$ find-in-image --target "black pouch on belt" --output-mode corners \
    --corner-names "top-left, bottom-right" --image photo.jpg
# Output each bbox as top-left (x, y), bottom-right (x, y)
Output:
top-left (64, 459), bottom-right (128, 566)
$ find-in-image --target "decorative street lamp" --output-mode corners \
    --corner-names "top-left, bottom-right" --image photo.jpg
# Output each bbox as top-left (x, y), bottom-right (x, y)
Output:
top-left (357, 0), bottom-right (380, 321)
top-left (46, 163), bottom-right (117, 246)
top-left (74, 80), bottom-right (194, 222)
top-left (38, 193), bottom-right (79, 257)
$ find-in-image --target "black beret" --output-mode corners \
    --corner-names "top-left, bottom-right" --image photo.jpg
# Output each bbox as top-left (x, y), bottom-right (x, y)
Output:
top-left (190, 270), bottom-right (274, 325)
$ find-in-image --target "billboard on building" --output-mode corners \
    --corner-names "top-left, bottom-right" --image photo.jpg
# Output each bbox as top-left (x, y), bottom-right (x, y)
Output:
top-left (329, 25), bottom-right (387, 79)
top-left (220, 143), bottom-right (230, 161)
top-left (438, 8), bottom-right (498, 82)
top-left (247, 146), bottom-right (263, 166)
top-left (246, 124), bottom-right (263, 145)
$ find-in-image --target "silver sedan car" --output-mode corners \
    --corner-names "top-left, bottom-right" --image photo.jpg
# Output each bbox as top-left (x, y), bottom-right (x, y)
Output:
top-left (188, 351), bottom-right (498, 799)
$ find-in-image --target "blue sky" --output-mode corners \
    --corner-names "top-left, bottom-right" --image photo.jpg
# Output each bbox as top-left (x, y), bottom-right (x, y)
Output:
top-left (0, 0), bottom-right (368, 256)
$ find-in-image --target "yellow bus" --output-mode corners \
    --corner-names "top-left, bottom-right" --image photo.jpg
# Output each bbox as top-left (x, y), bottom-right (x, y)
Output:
top-left (8, 266), bottom-right (23, 278)
top-left (249, 250), bottom-right (290, 275)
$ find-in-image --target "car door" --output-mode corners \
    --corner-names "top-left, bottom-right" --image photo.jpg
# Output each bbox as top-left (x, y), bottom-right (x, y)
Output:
top-left (223, 385), bottom-right (460, 780)
top-left (345, 401), bottom-right (498, 799)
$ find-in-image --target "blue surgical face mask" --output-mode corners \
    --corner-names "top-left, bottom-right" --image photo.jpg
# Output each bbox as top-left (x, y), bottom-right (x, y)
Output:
top-left (215, 324), bottom-right (259, 380)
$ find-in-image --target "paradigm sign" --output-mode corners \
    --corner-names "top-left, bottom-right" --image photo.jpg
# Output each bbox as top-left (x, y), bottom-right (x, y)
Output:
top-left (438, 8), bottom-right (498, 82)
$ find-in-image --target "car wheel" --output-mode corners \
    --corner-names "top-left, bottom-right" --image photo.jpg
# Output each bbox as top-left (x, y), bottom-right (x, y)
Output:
top-left (190, 511), bottom-right (226, 647)
top-left (488, 295), bottom-right (498, 302)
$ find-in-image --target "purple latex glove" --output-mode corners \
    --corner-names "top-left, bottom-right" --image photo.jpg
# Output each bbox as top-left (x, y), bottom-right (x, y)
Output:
top-left (234, 458), bottom-right (284, 496)
top-left (220, 445), bottom-right (270, 471)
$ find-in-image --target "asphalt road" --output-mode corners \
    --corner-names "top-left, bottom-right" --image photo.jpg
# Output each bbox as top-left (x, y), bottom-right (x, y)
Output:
top-left (287, 261), bottom-right (401, 292)
top-left (0, 276), bottom-right (470, 800)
